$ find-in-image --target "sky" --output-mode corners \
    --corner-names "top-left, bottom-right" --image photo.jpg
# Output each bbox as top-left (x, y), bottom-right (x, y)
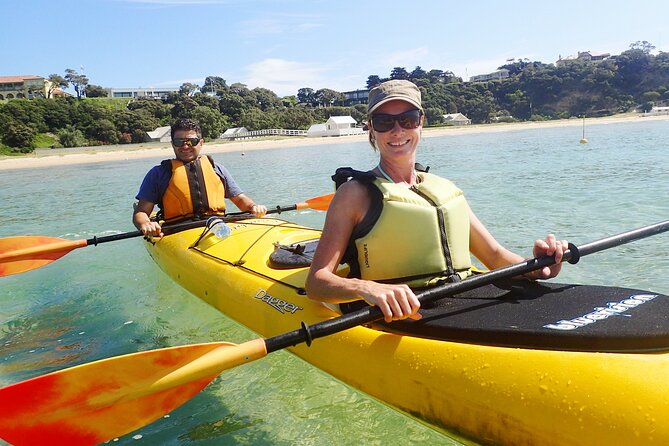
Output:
top-left (3, 0), bottom-right (669, 97)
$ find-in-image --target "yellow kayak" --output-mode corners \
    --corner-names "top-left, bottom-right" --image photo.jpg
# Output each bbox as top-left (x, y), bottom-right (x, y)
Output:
top-left (145, 217), bottom-right (669, 445)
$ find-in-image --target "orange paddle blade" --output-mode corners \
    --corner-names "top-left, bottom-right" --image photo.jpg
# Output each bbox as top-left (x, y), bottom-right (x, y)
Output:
top-left (0, 339), bottom-right (267, 446)
top-left (0, 236), bottom-right (88, 277)
top-left (297, 193), bottom-right (335, 211)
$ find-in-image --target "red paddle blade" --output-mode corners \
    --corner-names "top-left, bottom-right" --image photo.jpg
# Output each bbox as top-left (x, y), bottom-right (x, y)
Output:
top-left (0, 340), bottom-right (267, 446)
top-left (0, 236), bottom-right (88, 277)
top-left (298, 193), bottom-right (335, 211)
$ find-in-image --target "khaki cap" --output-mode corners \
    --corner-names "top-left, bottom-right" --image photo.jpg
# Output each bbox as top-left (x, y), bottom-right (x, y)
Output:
top-left (367, 80), bottom-right (423, 115)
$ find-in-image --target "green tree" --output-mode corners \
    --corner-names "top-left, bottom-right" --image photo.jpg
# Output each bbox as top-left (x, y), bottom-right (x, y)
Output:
top-left (277, 108), bottom-right (314, 129)
top-left (64, 68), bottom-right (89, 99)
top-left (178, 82), bottom-right (199, 96)
top-left (366, 75), bottom-right (383, 89)
top-left (390, 67), bottom-right (410, 80)
top-left (218, 92), bottom-right (248, 123)
top-left (297, 87), bottom-right (316, 105)
top-left (2, 121), bottom-right (36, 151)
top-left (201, 76), bottom-right (228, 95)
top-left (47, 74), bottom-right (68, 98)
top-left (314, 88), bottom-right (344, 107)
top-left (88, 119), bottom-right (119, 144)
top-left (191, 106), bottom-right (228, 139)
top-left (57, 125), bottom-right (87, 148)
top-left (86, 84), bottom-right (108, 98)
top-left (239, 108), bottom-right (278, 131)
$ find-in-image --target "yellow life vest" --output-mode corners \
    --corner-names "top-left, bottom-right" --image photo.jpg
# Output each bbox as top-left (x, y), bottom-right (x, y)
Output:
top-left (336, 168), bottom-right (473, 287)
top-left (161, 156), bottom-right (226, 222)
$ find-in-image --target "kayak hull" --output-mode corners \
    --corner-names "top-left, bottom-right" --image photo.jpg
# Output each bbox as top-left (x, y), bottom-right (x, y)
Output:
top-left (145, 218), bottom-right (669, 445)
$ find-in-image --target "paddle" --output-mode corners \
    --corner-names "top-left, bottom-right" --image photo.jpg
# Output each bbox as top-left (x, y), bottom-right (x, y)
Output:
top-left (0, 193), bottom-right (334, 277)
top-left (0, 219), bottom-right (667, 445)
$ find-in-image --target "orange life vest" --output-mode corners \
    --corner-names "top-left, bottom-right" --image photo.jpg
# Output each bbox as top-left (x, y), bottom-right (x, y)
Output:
top-left (161, 156), bottom-right (226, 221)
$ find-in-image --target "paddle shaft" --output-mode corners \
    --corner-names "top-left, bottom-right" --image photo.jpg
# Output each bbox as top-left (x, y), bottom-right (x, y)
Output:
top-left (264, 219), bottom-right (669, 353)
top-left (84, 205), bottom-right (308, 246)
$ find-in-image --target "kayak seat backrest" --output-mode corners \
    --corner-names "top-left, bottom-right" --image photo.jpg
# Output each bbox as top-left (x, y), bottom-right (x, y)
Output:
top-left (269, 239), bottom-right (319, 269)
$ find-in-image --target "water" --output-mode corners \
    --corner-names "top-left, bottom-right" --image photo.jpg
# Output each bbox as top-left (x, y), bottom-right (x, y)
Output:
top-left (1, 119), bottom-right (668, 445)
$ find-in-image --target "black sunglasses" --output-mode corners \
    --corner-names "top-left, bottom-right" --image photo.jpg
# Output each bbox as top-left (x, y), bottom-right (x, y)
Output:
top-left (370, 109), bottom-right (423, 133)
top-left (172, 137), bottom-right (201, 147)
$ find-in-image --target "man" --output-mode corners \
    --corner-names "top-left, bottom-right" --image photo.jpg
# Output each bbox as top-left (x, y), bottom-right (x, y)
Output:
top-left (133, 118), bottom-right (267, 236)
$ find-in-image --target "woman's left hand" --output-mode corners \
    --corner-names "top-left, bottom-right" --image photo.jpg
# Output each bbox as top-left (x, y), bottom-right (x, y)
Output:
top-left (528, 234), bottom-right (569, 279)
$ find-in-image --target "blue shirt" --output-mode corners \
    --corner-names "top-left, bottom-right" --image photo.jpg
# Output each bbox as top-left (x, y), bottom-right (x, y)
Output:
top-left (135, 157), bottom-right (243, 205)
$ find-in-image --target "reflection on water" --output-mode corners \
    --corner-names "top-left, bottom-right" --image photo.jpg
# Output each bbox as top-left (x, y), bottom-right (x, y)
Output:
top-left (1, 119), bottom-right (668, 445)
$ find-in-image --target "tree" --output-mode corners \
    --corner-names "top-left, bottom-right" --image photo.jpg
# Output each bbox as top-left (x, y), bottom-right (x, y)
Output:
top-left (201, 76), bottom-right (228, 95)
top-left (191, 106), bottom-right (228, 139)
top-left (47, 74), bottom-right (68, 98)
top-left (630, 41), bottom-right (656, 54)
top-left (366, 75), bottom-right (382, 89)
top-left (277, 108), bottom-right (314, 130)
top-left (57, 125), bottom-right (87, 148)
top-left (239, 108), bottom-right (278, 131)
top-left (2, 121), bottom-right (36, 151)
top-left (178, 82), bottom-right (199, 97)
top-left (250, 87), bottom-right (282, 111)
top-left (218, 92), bottom-right (248, 123)
top-left (410, 66), bottom-right (428, 80)
top-left (390, 67), bottom-right (410, 80)
top-left (297, 87), bottom-right (316, 105)
top-left (86, 84), bottom-right (108, 98)
top-left (64, 68), bottom-right (89, 99)
top-left (314, 88), bottom-right (344, 107)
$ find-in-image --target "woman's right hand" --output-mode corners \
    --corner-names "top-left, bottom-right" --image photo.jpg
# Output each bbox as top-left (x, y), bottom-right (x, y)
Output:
top-left (360, 281), bottom-right (422, 323)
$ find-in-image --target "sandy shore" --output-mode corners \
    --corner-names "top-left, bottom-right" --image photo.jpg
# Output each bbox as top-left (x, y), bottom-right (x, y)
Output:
top-left (1, 113), bottom-right (667, 171)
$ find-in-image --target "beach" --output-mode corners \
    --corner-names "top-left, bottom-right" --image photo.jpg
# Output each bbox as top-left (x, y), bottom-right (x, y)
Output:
top-left (1, 113), bottom-right (668, 171)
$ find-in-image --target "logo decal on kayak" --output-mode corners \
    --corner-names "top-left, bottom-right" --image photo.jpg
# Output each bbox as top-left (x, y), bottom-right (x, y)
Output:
top-left (543, 294), bottom-right (658, 331)
top-left (254, 289), bottom-right (303, 314)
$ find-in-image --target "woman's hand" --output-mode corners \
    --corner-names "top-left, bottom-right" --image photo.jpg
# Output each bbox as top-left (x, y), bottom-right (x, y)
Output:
top-left (528, 234), bottom-right (569, 279)
top-left (359, 282), bottom-right (422, 323)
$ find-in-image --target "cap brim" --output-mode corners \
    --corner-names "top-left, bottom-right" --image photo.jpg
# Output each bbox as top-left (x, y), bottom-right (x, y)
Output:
top-left (368, 96), bottom-right (423, 115)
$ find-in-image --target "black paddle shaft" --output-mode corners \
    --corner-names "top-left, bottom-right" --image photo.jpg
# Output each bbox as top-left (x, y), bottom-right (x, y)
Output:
top-left (84, 205), bottom-right (301, 246)
top-left (264, 219), bottom-right (669, 353)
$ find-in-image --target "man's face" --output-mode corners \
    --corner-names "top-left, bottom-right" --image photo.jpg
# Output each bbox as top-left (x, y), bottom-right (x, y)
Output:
top-left (171, 129), bottom-right (203, 163)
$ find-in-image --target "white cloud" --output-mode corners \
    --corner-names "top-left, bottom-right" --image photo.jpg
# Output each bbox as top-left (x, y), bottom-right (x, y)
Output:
top-left (243, 58), bottom-right (329, 96)
top-left (382, 47), bottom-right (430, 68)
top-left (239, 16), bottom-right (323, 37)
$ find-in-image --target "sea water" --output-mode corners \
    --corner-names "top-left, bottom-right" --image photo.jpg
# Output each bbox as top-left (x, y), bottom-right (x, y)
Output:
top-left (1, 118), bottom-right (668, 445)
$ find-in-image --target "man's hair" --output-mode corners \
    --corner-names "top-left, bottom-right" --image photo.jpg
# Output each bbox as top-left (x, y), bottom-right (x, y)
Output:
top-left (171, 118), bottom-right (202, 139)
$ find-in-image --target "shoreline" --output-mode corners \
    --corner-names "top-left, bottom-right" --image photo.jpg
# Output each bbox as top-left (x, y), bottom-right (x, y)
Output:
top-left (1, 113), bottom-right (668, 171)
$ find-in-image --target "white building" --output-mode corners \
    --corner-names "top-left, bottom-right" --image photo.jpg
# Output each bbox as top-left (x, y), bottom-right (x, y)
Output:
top-left (443, 113), bottom-right (471, 125)
top-left (220, 127), bottom-right (248, 139)
top-left (307, 116), bottom-right (363, 137)
top-left (146, 126), bottom-right (171, 142)
top-left (644, 106), bottom-right (669, 116)
top-left (109, 87), bottom-right (178, 99)
top-left (469, 69), bottom-right (510, 83)
top-left (306, 123), bottom-right (328, 138)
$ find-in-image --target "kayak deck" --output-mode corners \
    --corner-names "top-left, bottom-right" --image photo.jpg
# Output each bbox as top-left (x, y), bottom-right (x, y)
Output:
top-left (146, 218), bottom-right (669, 445)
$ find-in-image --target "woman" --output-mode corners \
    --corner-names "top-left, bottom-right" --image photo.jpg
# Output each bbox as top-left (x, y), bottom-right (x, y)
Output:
top-left (305, 80), bottom-right (567, 323)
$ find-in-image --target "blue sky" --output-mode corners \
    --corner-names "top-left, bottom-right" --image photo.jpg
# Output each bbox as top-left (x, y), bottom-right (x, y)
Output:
top-left (4, 0), bottom-right (668, 97)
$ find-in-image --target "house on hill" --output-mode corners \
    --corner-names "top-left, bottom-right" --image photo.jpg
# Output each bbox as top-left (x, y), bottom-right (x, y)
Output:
top-left (0, 75), bottom-right (64, 100)
top-left (443, 113), bottom-right (471, 125)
